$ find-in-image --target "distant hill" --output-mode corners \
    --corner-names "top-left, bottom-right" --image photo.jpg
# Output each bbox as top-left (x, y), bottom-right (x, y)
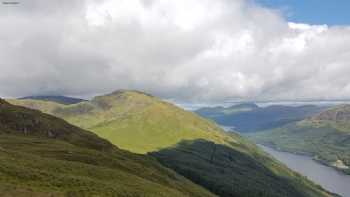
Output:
top-left (196, 104), bottom-right (326, 132)
top-left (310, 104), bottom-right (350, 122)
top-left (251, 104), bottom-right (350, 175)
top-left (0, 98), bottom-right (215, 197)
top-left (20, 95), bottom-right (86, 105)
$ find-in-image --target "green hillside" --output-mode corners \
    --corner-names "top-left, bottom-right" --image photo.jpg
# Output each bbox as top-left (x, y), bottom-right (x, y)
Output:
top-left (251, 104), bottom-right (350, 175)
top-left (151, 138), bottom-right (335, 197)
top-left (9, 90), bottom-right (235, 154)
top-left (8, 91), bottom-right (334, 197)
top-left (0, 98), bottom-right (215, 197)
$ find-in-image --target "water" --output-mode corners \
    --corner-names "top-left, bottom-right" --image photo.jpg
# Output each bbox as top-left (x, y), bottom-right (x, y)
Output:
top-left (260, 145), bottom-right (350, 197)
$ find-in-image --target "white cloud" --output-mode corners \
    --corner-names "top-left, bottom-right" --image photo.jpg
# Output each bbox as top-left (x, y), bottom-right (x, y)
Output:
top-left (0, 0), bottom-right (350, 101)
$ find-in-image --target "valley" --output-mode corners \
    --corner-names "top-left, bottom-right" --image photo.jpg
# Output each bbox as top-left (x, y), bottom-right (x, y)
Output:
top-left (196, 102), bottom-right (350, 196)
top-left (196, 102), bottom-right (350, 175)
top-left (250, 105), bottom-right (350, 175)
top-left (4, 91), bottom-right (334, 197)
top-left (2, 1), bottom-right (349, 196)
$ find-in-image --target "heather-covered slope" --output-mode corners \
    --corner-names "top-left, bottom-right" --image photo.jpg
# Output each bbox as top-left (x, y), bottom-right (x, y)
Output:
top-left (0, 98), bottom-right (215, 197)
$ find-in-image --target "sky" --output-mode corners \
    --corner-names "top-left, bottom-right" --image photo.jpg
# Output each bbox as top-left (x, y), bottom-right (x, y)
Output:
top-left (0, 0), bottom-right (350, 102)
top-left (256, 0), bottom-right (350, 26)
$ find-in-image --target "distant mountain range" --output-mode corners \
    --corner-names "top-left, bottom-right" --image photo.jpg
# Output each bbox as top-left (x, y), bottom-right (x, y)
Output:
top-left (5, 91), bottom-right (333, 197)
top-left (251, 104), bottom-right (350, 175)
top-left (195, 103), bottom-right (259, 118)
top-left (195, 103), bottom-right (327, 132)
top-left (19, 95), bottom-right (86, 105)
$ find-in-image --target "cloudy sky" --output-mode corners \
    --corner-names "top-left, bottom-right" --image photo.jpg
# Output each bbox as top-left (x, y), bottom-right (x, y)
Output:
top-left (1, 0), bottom-right (350, 102)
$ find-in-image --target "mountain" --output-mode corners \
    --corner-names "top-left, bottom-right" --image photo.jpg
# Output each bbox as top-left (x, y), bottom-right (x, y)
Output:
top-left (310, 104), bottom-right (350, 122)
top-left (251, 104), bottom-right (350, 175)
top-left (195, 103), bottom-right (259, 118)
top-left (19, 95), bottom-right (86, 105)
top-left (7, 91), bottom-right (333, 197)
top-left (11, 90), bottom-right (237, 154)
top-left (196, 104), bottom-right (326, 132)
top-left (0, 98), bottom-right (214, 197)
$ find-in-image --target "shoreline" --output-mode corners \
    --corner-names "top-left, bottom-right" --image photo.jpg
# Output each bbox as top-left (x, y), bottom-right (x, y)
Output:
top-left (258, 143), bottom-right (350, 176)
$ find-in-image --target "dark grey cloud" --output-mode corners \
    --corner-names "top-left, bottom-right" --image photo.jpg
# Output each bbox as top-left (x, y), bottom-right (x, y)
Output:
top-left (1, 0), bottom-right (350, 101)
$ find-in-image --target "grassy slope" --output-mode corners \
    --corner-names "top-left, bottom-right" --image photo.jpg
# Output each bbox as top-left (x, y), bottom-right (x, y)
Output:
top-left (10, 91), bottom-right (234, 154)
top-left (251, 105), bottom-right (350, 174)
top-left (8, 91), bottom-right (333, 197)
top-left (0, 99), bottom-right (215, 197)
top-left (151, 139), bottom-right (332, 197)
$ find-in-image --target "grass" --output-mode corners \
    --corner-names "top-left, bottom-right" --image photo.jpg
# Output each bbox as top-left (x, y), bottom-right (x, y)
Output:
top-left (0, 134), bottom-right (216, 197)
top-left (6, 91), bottom-right (334, 196)
top-left (0, 99), bottom-right (215, 197)
top-left (9, 91), bottom-right (236, 154)
top-left (0, 135), bottom-right (217, 197)
top-left (151, 139), bottom-right (332, 197)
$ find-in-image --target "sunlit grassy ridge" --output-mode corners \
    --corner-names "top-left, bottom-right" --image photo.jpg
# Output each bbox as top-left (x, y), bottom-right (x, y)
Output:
top-left (0, 99), bottom-right (215, 197)
top-left (10, 90), bottom-right (236, 153)
top-left (8, 91), bottom-right (334, 197)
